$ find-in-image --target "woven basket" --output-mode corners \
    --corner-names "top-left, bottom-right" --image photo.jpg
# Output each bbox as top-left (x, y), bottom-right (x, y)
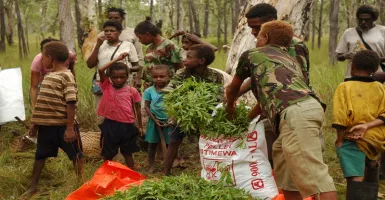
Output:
top-left (80, 131), bottom-right (101, 158)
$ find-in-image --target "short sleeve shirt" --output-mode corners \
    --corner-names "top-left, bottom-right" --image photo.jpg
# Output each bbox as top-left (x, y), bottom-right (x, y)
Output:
top-left (31, 52), bottom-right (77, 82)
top-left (236, 45), bottom-right (317, 130)
top-left (97, 80), bottom-right (141, 123)
top-left (336, 25), bottom-right (385, 78)
top-left (143, 86), bottom-right (168, 120)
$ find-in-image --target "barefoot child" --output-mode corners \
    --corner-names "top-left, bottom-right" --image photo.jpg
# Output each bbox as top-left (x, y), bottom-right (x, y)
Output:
top-left (163, 44), bottom-right (225, 176)
top-left (143, 65), bottom-right (172, 173)
top-left (333, 50), bottom-right (385, 199)
top-left (22, 42), bottom-right (83, 199)
top-left (97, 52), bottom-right (143, 169)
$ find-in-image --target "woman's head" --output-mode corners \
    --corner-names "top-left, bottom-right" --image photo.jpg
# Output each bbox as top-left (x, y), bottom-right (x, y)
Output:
top-left (183, 44), bottom-right (215, 69)
top-left (105, 7), bottom-right (126, 25)
top-left (151, 65), bottom-right (170, 87)
top-left (103, 20), bottom-right (122, 42)
top-left (109, 63), bottom-right (129, 88)
top-left (356, 5), bottom-right (378, 31)
top-left (134, 17), bottom-right (161, 45)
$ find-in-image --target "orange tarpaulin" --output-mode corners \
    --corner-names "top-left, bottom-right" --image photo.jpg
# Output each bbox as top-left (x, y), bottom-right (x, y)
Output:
top-left (66, 161), bottom-right (146, 200)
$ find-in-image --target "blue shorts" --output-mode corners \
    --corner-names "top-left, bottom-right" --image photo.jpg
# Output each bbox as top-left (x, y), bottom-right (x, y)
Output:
top-left (336, 140), bottom-right (366, 177)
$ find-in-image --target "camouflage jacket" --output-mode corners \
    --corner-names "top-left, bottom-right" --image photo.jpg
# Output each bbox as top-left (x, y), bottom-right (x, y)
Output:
top-left (143, 38), bottom-right (183, 82)
top-left (236, 45), bottom-right (321, 130)
top-left (288, 36), bottom-right (310, 86)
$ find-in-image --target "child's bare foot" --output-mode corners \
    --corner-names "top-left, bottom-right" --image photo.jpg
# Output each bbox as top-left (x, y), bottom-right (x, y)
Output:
top-left (19, 187), bottom-right (37, 200)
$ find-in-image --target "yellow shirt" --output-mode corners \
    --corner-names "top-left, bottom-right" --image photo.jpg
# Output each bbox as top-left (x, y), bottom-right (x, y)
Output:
top-left (332, 76), bottom-right (385, 160)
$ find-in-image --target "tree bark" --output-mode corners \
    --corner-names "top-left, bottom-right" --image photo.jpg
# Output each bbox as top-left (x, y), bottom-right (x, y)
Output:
top-left (231, 0), bottom-right (236, 35)
top-left (14, 0), bottom-right (27, 59)
top-left (311, 0), bottom-right (317, 49)
top-left (98, 0), bottom-right (103, 30)
top-left (150, 0), bottom-right (154, 20)
top-left (4, 1), bottom-right (13, 45)
top-left (216, 0), bottom-right (222, 51)
top-left (226, 0), bottom-right (313, 75)
top-left (40, 0), bottom-right (48, 39)
top-left (203, 0), bottom-right (209, 38)
top-left (24, 8), bottom-right (30, 52)
top-left (176, 0), bottom-right (181, 42)
top-left (188, 0), bottom-right (200, 35)
top-left (317, 0), bottom-right (324, 49)
top-left (224, 0), bottom-right (228, 46)
top-left (0, 0), bottom-right (5, 52)
top-left (74, 0), bottom-right (84, 48)
top-left (188, 1), bottom-right (193, 33)
top-left (58, 0), bottom-right (75, 52)
top-left (329, 0), bottom-right (340, 65)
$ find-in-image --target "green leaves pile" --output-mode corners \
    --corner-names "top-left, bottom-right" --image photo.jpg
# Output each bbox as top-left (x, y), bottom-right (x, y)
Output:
top-left (103, 174), bottom-right (255, 200)
top-left (164, 78), bottom-right (222, 134)
top-left (201, 102), bottom-right (251, 139)
top-left (164, 78), bottom-right (252, 139)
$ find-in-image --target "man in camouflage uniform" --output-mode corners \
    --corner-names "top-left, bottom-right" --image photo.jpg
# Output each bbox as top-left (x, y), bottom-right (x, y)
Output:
top-left (164, 44), bottom-right (225, 176)
top-left (226, 21), bottom-right (337, 200)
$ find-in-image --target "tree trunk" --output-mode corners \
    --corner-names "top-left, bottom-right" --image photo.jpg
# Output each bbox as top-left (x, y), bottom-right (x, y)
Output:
top-left (14, 0), bottom-right (27, 59)
top-left (52, 13), bottom-right (59, 37)
top-left (98, 0), bottom-right (103, 30)
top-left (74, 0), bottom-right (83, 48)
top-left (231, 0), bottom-right (236, 35)
top-left (224, 0), bottom-right (228, 46)
top-left (0, 0), bottom-right (5, 52)
top-left (40, 0), bottom-right (48, 39)
top-left (226, 0), bottom-right (313, 75)
top-left (203, 0), bottom-right (209, 38)
top-left (150, 0), bottom-right (154, 19)
top-left (188, 0), bottom-right (200, 35)
top-left (24, 8), bottom-right (30, 53)
top-left (188, 1), bottom-right (193, 33)
top-left (216, 0), bottom-right (222, 51)
top-left (329, 0), bottom-right (340, 65)
top-left (317, 0), bottom-right (324, 49)
top-left (311, 0), bottom-right (317, 49)
top-left (4, 1), bottom-right (13, 45)
top-left (58, 0), bottom-right (75, 52)
top-left (176, 0), bottom-right (181, 43)
top-left (379, 0), bottom-right (385, 25)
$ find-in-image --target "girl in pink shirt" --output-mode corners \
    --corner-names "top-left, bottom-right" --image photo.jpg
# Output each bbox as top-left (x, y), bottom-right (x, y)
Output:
top-left (97, 52), bottom-right (143, 169)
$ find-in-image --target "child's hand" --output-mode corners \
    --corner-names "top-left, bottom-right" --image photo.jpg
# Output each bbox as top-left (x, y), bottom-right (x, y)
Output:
top-left (138, 127), bottom-right (144, 137)
top-left (154, 119), bottom-right (163, 127)
top-left (348, 124), bottom-right (368, 140)
top-left (335, 139), bottom-right (343, 148)
top-left (116, 52), bottom-right (129, 61)
top-left (28, 124), bottom-right (38, 137)
top-left (64, 126), bottom-right (77, 143)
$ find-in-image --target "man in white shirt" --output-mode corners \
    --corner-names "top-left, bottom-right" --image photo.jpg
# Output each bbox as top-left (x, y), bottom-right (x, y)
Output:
top-left (336, 5), bottom-right (385, 79)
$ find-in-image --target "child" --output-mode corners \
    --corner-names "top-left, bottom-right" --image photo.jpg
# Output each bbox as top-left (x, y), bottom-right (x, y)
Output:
top-left (164, 44), bottom-right (225, 176)
top-left (169, 30), bottom-right (217, 54)
top-left (21, 42), bottom-right (83, 199)
top-left (97, 52), bottom-right (143, 169)
top-left (143, 65), bottom-right (172, 173)
top-left (333, 50), bottom-right (385, 199)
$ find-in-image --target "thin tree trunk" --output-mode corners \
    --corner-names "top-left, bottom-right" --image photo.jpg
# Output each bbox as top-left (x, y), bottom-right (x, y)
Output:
top-left (58, 0), bottom-right (75, 52)
top-left (329, 0), bottom-right (340, 65)
top-left (188, 2), bottom-right (193, 33)
top-left (98, 0), bottom-right (103, 30)
top-left (15, 0), bottom-right (27, 59)
top-left (379, 0), bottom-right (385, 25)
top-left (216, 0), bottom-right (222, 51)
top-left (231, 0), bottom-right (236, 35)
top-left (74, 0), bottom-right (84, 48)
top-left (52, 13), bottom-right (59, 36)
top-left (188, 0), bottom-right (200, 35)
top-left (203, 0), bottom-right (209, 38)
top-left (40, 0), bottom-right (48, 39)
top-left (150, 0), bottom-right (154, 19)
top-left (311, 0), bottom-right (317, 49)
top-left (317, 0), bottom-right (324, 49)
top-left (4, 1), bottom-right (13, 45)
top-left (23, 6), bottom-right (30, 52)
top-left (224, 0), bottom-right (228, 46)
top-left (0, 0), bottom-right (5, 52)
top-left (176, 0), bottom-right (181, 43)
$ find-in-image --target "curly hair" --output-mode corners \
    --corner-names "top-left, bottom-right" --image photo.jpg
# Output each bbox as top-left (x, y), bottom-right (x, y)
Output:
top-left (134, 16), bottom-right (161, 36)
top-left (259, 20), bottom-right (293, 47)
top-left (356, 5), bottom-right (379, 20)
top-left (105, 7), bottom-right (126, 19)
top-left (42, 41), bottom-right (69, 62)
top-left (245, 3), bottom-right (277, 20)
top-left (152, 64), bottom-right (171, 76)
top-left (352, 50), bottom-right (380, 73)
top-left (189, 44), bottom-right (215, 65)
top-left (103, 20), bottom-right (123, 32)
top-left (40, 38), bottom-right (59, 52)
top-left (110, 62), bottom-right (129, 76)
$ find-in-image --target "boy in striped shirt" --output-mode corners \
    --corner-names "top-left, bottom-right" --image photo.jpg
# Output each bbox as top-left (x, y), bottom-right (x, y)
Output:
top-left (21, 42), bottom-right (83, 199)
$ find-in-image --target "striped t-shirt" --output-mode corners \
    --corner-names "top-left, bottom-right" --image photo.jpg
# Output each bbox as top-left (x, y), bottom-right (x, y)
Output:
top-left (31, 70), bottom-right (77, 126)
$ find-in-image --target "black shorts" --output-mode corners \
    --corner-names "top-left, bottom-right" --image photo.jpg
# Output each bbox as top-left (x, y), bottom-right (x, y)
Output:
top-left (169, 126), bottom-right (186, 142)
top-left (99, 118), bottom-right (139, 160)
top-left (35, 125), bottom-right (83, 161)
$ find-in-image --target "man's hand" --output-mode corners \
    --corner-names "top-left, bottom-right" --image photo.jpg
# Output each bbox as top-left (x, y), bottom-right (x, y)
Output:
top-left (28, 124), bottom-right (38, 137)
top-left (64, 126), bottom-right (77, 143)
top-left (347, 124), bottom-right (368, 140)
top-left (225, 104), bottom-right (236, 120)
top-left (96, 35), bottom-right (106, 46)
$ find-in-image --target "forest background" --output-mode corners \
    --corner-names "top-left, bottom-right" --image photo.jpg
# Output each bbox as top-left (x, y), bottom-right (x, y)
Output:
top-left (0, 0), bottom-right (384, 199)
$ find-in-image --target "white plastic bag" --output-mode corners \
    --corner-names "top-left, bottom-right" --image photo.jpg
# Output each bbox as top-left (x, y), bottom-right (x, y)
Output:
top-left (199, 117), bottom-right (278, 199)
top-left (0, 67), bottom-right (25, 125)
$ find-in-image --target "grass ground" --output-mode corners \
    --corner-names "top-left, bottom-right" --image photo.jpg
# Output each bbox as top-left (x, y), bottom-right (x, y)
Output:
top-left (0, 35), bottom-right (383, 199)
